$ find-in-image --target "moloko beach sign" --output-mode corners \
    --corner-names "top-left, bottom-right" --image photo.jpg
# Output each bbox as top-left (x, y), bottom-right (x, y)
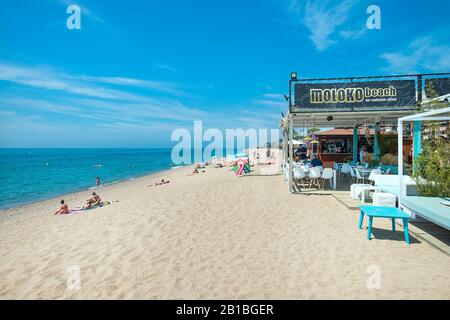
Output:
top-left (293, 80), bottom-right (417, 112)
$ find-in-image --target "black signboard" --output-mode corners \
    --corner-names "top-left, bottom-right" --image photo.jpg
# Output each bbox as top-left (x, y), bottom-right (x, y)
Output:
top-left (293, 80), bottom-right (417, 112)
top-left (425, 78), bottom-right (450, 98)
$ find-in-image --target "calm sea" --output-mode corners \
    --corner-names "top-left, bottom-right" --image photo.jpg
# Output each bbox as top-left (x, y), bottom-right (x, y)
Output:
top-left (0, 148), bottom-right (182, 209)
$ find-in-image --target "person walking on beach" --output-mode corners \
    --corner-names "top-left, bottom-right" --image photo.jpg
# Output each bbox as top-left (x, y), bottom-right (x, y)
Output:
top-left (96, 176), bottom-right (101, 188)
top-left (54, 200), bottom-right (69, 215)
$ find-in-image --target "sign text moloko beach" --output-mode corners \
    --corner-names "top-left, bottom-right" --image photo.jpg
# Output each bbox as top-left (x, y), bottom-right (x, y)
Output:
top-left (293, 80), bottom-right (417, 112)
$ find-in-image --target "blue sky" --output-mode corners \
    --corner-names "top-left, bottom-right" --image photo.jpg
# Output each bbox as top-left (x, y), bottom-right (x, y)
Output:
top-left (0, 0), bottom-right (449, 147)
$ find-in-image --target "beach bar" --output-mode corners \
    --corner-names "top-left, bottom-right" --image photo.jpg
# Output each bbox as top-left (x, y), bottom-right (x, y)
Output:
top-left (281, 72), bottom-right (450, 193)
top-left (314, 128), bottom-right (413, 169)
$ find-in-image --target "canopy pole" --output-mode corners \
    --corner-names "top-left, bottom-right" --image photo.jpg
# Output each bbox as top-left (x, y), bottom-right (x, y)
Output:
top-left (353, 127), bottom-right (358, 164)
top-left (374, 123), bottom-right (380, 163)
top-left (398, 119), bottom-right (404, 202)
top-left (413, 121), bottom-right (422, 174)
top-left (283, 129), bottom-right (288, 181)
top-left (288, 115), bottom-right (294, 193)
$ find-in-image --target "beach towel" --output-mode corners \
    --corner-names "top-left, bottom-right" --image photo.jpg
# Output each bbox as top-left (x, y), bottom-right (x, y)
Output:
top-left (65, 201), bottom-right (113, 215)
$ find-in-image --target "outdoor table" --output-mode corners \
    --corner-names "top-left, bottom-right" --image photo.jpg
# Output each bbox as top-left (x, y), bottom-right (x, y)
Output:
top-left (360, 185), bottom-right (378, 204)
top-left (358, 205), bottom-right (410, 244)
top-left (355, 167), bottom-right (372, 183)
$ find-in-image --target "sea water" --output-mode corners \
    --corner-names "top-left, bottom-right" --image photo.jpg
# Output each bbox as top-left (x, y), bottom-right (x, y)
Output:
top-left (0, 147), bottom-right (245, 209)
top-left (0, 148), bottom-right (178, 209)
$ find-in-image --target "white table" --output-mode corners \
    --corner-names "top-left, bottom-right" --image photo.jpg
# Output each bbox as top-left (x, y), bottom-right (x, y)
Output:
top-left (360, 185), bottom-right (378, 204)
top-left (353, 167), bottom-right (373, 184)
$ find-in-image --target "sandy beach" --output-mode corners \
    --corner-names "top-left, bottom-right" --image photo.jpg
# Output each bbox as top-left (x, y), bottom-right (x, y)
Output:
top-left (0, 161), bottom-right (449, 300)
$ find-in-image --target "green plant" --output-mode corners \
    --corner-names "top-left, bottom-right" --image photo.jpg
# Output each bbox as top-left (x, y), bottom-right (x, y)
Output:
top-left (422, 81), bottom-right (449, 111)
top-left (413, 137), bottom-right (450, 197)
top-left (377, 133), bottom-right (397, 155)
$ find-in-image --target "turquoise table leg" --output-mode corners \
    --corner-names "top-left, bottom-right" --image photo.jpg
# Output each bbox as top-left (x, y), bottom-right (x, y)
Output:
top-left (403, 218), bottom-right (410, 245)
top-left (367, 217), bottom-right (373, 240)
top-left (392, 218), bottom-right (396, 232)
top-left (358, 211), bottom-right (364, 229)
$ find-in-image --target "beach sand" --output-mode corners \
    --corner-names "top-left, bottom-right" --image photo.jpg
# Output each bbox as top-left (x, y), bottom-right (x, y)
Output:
top-left (0, 160), bottom-right (449, 299)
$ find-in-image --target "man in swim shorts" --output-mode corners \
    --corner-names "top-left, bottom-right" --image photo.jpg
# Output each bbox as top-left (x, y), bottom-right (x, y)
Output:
top-left (54, 200), bottom-right (69, 215)
top-left (86, 192), bottom-right (101, 209)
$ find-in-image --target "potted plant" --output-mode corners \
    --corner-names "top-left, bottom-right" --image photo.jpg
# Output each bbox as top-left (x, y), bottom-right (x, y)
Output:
top-left (413, 137), bottom-right (450, 197)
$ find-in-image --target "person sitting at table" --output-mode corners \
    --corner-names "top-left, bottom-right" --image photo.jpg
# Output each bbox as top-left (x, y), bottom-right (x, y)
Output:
top-left (310, 154), bottom-right (323, 167)
top-left (299, 144), bottom-right (308, 161)
top-left (294, 147), bottom-right (302, 159)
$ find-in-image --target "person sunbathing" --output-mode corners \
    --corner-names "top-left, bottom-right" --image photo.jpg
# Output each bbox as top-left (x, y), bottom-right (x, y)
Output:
top-left (54, 200), bottom-right (69, 215)
top-left (189, 169), bottom-right (199, 176)
top-left (149, 179), bottom-right (170, 186)
top-left (85, 192), bottom-right (101, 209)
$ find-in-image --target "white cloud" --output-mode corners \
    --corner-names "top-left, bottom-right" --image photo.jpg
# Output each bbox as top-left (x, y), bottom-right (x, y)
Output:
top-left (303, 0), bottom-right (357, 51)
top-left (0, 62), bottom-right (283, 146)
top-left (340, 27), bottom-right (367, 40)
top-left (381, 35), bottom-right (450, 73)
top-left (0, 63), bottom-right (188, 100)
top-left (154, 64), bottom-right (178, 73)
top-left (285, 0), bottom-right (358, 51)
top-left (253, 93), bottom-right (286, 108)
top-left (79, 75), bottom-right (188, 96)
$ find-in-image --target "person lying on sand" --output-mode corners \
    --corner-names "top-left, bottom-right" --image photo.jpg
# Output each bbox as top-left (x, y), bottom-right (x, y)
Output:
top-left (85, 192), bottom-right (101, 209)
top-left (148, 179), bottom-right (170, 187)
top-left (189, 168), bottom-right (199, 176)
top-left (54, 199), bottom-right (69, 215)
top-left (156, 179), bottom-right (170, 185)
top-left (195, 163), bottom-right (206, 169)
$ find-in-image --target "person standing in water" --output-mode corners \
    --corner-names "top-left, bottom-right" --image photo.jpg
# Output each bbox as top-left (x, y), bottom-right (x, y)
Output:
top-left (96, 176), bottom-right (101, 188)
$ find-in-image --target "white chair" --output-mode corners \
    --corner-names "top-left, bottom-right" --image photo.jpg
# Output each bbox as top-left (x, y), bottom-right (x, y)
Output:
top-left (351, 184), bottom-right (372, 201)
top-left (354, 168), bottom-right (365, 184)
top-left (349, 166), bottom-right (357, 183)
top-left (283, 163), bottom-right (289, 181)
top-left (373, 192), bottom-right (397, 207)
top-left (333, 162), bottom-right (340, 180)
top-left (293, 167), bottom-right (308, 188)
top-left (321, 168), bottom-right (334, 189)
top-left (309, 167), bottom-right (322, 189)
top-left (340, 164), bottom-right (351, 181)
top-left (368, 169), bottom-right (382, 185)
